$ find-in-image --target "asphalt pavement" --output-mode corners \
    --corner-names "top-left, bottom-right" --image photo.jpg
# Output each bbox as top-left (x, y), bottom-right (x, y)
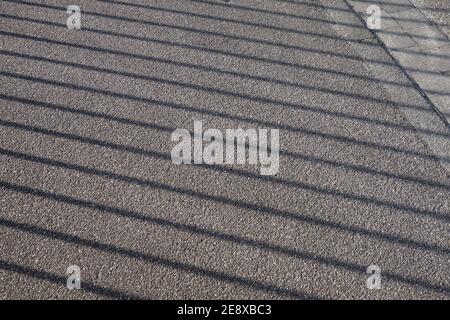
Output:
top-left (0, 0), bottom-right (449, 299)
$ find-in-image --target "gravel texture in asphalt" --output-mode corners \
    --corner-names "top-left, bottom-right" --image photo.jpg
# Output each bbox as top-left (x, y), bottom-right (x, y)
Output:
top-left (0, 0), bottom-right (449, 299)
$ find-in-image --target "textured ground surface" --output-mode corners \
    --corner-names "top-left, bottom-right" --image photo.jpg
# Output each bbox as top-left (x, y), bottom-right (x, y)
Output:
top-left (0, 0), bottom-right (450, 299)
top-left (410, 0), bottom-right (450, 36)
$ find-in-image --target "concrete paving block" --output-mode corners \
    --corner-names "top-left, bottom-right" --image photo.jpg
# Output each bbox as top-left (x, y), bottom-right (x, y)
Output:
top-left (377, 28), bottom-right (416, 49)
top-left (378, 10), bottom-right (403, 30)
top-left (359, 9), bottom-right (401, 31)
top-left (348, 0), bottom-right (411, 32)
top-left (355, 9), bottom-right (401, 32)
top-left (369, 0), bottom-right (413, 13)
top-left (427, 93), bottom-right (450, 122)
top-left (407, 25), bottom-right (449, 50)
top-left (409, 70), bottom-right (450, 100)
top-left (381, 8), bottom-right (448, 51)
top-left (423, 45), bottom-right (450, 73)
top-left (391, 47), bottom-right (450, 73)
top-left (389, 8), bottom-right (430, 32)
top-left (381, 4), bottom-right (450, 126)
top-left (405, 65), bottom-right (450, 123)
top-left (409, 0), bottom-right (450, 39)
top-left (410, 69), bottom-right (450, 90)
top-left (425, 44), bottom-right (450, 73)
top-left (347, 0), bottom-right (371, 14)
top-left (348, 0), bottom-right (411, 15)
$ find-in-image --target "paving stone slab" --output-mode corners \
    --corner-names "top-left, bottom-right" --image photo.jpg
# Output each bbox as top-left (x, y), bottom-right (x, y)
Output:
top-left (406, 25), bottom-right (449, 51)
top-left (351, 0), bottom-right (450, 125)
top-left (377, 29), bottom-right (417, 49)
top-left (386, 8), bottom-right (430, 31)
top-left (409, 0), bottom-right (450, 38)
top-left (390, 46), bottom-right (450, 74)
top-left (348, 0), bottom-right (412, 14)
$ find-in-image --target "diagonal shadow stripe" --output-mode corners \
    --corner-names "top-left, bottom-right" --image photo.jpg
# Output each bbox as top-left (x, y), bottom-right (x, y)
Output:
top-left (1, 94), bottom-right (449, 191)
top-left (99, 0), bottom-right (448, 43)
top-left (189, 0), bottom-right (450, 26)
top-left (0, 218), bottom-right (318, 299)
top-left (0, 259), bottom-right (142, 299)
top-left (0, 213), bottom-right (449, 296)
top-left (3, 11), bottom-right (447, 78)
top-left (278, 0), bottom-right (450, 14)
top-left (1, 29), bottom-right (448, 98)
top-left (4, 0), bottom-right (449, 60)
top-left (343, 0), bottom-right (450, 127)
top-left (0, 147), bottom-right (449, 258)
top-left (2, 70), bottom-right (449, 166)
top-left (0, 119), bottom-right (449, 223)
top-left (348, 0), bottom-right (450, 13)
top-left (1, 24), bottom-right (447, 107)
top-left (3, 48), bottom-right (449, 128)
top-left (0, 0), bottom-right (446, 300)
top-left (4, 50), bottom-right (449, 144)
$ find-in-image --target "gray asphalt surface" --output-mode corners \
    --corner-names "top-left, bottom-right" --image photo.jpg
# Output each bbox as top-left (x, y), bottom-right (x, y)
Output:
top-left (0, 0), bottom-right (450, 299)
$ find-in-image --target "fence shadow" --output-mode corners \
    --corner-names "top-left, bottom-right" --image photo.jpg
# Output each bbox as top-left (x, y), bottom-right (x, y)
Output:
top-left (1, 0), bottom-right (449, 299)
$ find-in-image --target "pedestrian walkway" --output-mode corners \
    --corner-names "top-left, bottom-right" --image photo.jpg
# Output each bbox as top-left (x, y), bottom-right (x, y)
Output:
top-left (348, 0), bottom-right (450, 127)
